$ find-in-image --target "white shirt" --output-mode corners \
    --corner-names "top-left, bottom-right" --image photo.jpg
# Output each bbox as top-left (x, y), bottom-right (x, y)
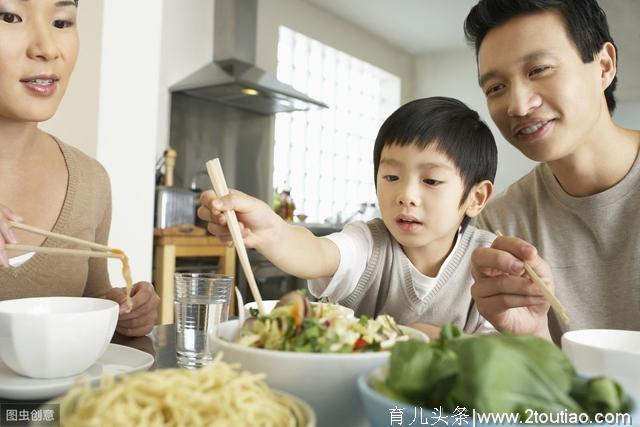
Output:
top-left (8, 252), bottom-right (35, 268)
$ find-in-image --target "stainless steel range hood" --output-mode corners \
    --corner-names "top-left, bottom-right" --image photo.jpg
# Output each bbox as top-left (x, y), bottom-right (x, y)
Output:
top-left (170, 0), bottom-right (327, 115)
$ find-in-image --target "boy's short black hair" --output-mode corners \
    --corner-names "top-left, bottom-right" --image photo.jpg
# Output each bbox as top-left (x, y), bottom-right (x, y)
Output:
top-left (372, 96), bottom-right (497, 230)
top-left (464, 0), bottom-right (617, 113)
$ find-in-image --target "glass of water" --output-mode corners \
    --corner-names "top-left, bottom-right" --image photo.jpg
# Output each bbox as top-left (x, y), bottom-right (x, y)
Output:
top-left (174, 273), bottom-right (232, 368)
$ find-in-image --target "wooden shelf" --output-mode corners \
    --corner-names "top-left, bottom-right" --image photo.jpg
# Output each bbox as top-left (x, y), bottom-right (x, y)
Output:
top-left (153, 235), bottom-right (236, 324)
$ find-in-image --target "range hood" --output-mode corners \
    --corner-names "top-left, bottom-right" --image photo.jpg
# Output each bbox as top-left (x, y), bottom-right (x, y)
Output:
top-left (171, 0), bottom-right (328, 115)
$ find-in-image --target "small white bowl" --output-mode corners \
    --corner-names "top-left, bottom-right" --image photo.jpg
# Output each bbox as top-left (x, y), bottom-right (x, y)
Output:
top-left (562, 329), bottom-right (640, 401)
top-left (0, 297), bottom-right (118, 379)
top-left (244, 300), bottom-right (354, 319)
top-left (212, 319), bottom-right (426, 427)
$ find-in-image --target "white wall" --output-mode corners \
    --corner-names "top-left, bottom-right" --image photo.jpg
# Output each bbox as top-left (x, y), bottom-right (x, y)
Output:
top-left (40, 1), bottom-right (103, 157)
top-left (256, 0), bottom-right (414, 103)
top-left (614, 101), bottom-right (640, 130)
top-left (95, 1), bottom-right (164, 283)
top-left (155, 1), bottom-right (214, 160)
top-left (414, 49), bottom-right (536, 193)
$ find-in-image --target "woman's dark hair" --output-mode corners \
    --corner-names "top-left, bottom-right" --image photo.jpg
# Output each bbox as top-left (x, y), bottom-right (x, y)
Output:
top-left (464, 0), bottom-right (617, 113)
top-left (372, 97), bottom-right (497, 230)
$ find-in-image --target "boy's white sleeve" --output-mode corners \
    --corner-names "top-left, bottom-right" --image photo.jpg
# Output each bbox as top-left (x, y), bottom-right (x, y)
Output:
top-left (307, 221), bottom-right (373, 302)
top-left (474, 317), bottom-right (498, 335)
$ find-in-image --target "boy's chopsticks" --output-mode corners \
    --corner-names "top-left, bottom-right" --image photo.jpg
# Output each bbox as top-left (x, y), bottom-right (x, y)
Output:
top-left (495, 231), bottom-right (570, 326)
top-left (9, 221), bottom-right (113, 252)
top-left (5, 244), bottom-right (122, 259)
top-left (205, 158), bottom-right (266, 316)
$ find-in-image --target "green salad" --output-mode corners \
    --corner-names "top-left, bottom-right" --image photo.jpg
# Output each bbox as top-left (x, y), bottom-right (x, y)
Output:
top-left (236, 292), bottom-right (408, 353)
top-left (376, 324), bottom-right (632, 419)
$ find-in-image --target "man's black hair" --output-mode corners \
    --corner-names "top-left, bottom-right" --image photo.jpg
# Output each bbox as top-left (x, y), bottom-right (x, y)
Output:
top-left (372, 97), bottom-right (497, 230)
top-left (464, 0), bottom-right (617, 113)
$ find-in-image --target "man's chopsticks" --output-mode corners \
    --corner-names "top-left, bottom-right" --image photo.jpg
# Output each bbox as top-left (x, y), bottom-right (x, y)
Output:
top-left (7, 221), bottom-right (120, 259)
top-left (205, 158), bottom-right (267, 316)
top-left (496, 231), bottom-right (570, 325)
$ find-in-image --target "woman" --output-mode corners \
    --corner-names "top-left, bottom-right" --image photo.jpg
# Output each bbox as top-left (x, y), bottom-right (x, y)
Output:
top-left (0, 0), bottom-right (158, 336)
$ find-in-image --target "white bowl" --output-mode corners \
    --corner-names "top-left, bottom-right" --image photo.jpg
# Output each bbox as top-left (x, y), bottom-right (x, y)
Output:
top-left (0, 297), bottom-right (118, 379)
top-left (562, 329), bottom-right (640, 401)
top-left (212, 319), bottom-right (427, 427)
top-left (244, 300), bottom-right (354, 319)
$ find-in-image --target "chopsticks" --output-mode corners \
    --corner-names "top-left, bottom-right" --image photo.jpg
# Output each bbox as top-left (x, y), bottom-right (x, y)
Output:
top-left (9, 221), bottom-right (113, 252)
top-left (5, 244), bottom-right (122, 259)
top-left (205, 158), bottom-right (266, 316)
top-left (495, 231), bottom-right (570, 326)
top-left (7, 220), bottom-right (120, 259)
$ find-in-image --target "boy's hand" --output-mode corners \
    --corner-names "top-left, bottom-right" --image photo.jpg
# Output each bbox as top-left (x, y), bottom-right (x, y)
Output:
top-left (197, 189), bottom-right (282, 250)
top-left (407, 323), bottom-right (442, 340)
top-left (0, 205), bottom-right (23, 267)
top-left (471, 235), bottom-right (553, 340)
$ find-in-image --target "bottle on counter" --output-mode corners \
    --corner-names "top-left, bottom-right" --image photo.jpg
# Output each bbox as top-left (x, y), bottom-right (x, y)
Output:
top-left (272, 183), bottom-right (294, 221)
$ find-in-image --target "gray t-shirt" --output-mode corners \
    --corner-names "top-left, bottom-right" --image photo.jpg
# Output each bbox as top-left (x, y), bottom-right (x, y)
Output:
top-left (476, 154), bottom-right (640, 343)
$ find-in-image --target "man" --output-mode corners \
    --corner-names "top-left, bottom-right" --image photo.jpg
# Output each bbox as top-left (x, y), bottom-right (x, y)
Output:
top-left (464, 0), bottom-right (640, 343)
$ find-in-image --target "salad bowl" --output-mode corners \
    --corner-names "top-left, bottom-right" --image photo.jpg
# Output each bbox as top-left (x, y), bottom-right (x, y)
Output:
top-left (212, 319), bottom-right (427, 427)
top-left (244, 300), bottom-right (354, 319)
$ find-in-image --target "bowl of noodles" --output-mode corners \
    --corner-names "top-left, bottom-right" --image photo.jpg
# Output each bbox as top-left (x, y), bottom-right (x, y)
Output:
top-left (211, 292), bottom-right (428, 427)
top-left (58, 355), bottom-right (316, 427)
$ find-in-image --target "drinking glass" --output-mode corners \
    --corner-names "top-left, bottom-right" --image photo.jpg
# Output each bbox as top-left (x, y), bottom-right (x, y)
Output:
top-left (174, 273), bottom-right (232, 368)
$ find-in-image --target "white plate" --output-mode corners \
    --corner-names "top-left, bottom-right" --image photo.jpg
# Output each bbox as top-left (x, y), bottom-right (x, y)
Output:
top-left (0, 343), bottom-right (154, 400)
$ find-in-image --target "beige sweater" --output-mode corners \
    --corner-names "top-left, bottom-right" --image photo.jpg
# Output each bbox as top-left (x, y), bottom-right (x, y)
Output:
top-left (476, 155), bottom-right (640, 343)
top-left (0, 139), bottom-right (113, 300)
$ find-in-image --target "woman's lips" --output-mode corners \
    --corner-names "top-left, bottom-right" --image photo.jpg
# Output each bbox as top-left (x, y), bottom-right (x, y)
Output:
top-left (21, 79), bottom-right (58, 96)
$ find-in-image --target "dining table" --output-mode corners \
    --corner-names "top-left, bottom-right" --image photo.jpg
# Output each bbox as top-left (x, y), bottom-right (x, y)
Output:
top-left (0, 324), bottom-right (178, 425)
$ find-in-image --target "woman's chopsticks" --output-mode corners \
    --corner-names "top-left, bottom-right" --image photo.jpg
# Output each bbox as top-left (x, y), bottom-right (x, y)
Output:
top-left (206, 158), bottom-right (267, 316)
top-left (495, 231), bottom-right (570, 326)
top-left (7, 220), bottom-right (120, 259)
top-left (5, 244), bottom-right (122, 259)
top-left (9, 221), bottom-right (112, 252)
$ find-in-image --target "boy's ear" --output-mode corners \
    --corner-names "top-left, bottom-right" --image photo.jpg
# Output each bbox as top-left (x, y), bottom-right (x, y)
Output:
top-left (464, 180), bottom-right (493, 218)
top-left (598, 42), bottom-right (617, 91)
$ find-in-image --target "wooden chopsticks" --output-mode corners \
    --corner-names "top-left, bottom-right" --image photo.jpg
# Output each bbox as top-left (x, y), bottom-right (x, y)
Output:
top-left (206, 158), bottom-right (267, 316)
top-left (7, 220), bottom-right (120, 259)
top-left (5, 244), bottom-right (122, 259)
top-left (495, 231), bottom-right (570, 325)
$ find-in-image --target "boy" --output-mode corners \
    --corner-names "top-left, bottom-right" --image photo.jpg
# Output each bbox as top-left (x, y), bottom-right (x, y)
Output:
top-left (465, 0), bottom-right (640, 342)
top-left (199, 97), bottom-right (498, 333)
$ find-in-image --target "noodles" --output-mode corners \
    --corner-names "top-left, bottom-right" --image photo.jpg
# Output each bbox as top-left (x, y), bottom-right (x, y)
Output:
top-left (111, 249), bottom-right (133, 310)
top-left (60, 355), bottom-right (308, 427)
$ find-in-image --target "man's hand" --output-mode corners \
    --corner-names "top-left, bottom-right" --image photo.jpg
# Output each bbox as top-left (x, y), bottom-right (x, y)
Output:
top-left (471, 235), bottom-right (553, 340)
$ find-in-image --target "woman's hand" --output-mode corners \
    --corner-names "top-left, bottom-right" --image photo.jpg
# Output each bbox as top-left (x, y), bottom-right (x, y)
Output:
top-left (0, 205), bottom-right (23, 267)
top-left (105, 282), bottom-right (160, 336)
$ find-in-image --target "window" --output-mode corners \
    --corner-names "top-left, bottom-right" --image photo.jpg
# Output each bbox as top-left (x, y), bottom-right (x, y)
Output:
top-left (274, 26), bottom-right (401, 223)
